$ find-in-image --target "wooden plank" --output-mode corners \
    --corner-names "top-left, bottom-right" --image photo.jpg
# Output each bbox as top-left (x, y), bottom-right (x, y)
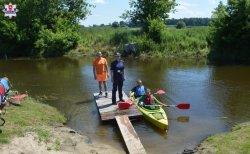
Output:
top-left (94, 91), bottom-right (142, 121)
top-left (115, 115), bottom-right (146, 154)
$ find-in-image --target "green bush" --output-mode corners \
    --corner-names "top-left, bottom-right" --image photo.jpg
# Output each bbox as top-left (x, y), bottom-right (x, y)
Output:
top-left (176, 21), bottom-right (186, 29)
top-left (35, 18), bottom-right (79, 57)
top-left (147, 19), bottom-right (167, 43)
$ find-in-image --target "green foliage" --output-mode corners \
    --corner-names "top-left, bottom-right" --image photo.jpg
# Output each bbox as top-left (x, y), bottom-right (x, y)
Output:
top-left (0, 0), bottom-right (91, 58)
top-left (147, 19), bottom-right (168, 43)
top-left (208, 0), bottom-right (250, 63)
top-left (75, 26), bottom-right (209, 58)
top-left (35, 18), bottom-right (79, 57)
top-left (123, 0), bottom-right (176, 32)
top-left (111, 21), bottom-right (119, 28)
top-left (76, 27), bottom-right (127, 54)
top-left (37, 128), bottom-right (50, 143)
top-left (176, 21), bottom-right (186, 29)
top-left (167, 18), bottom-right (211, 26)
top-left (119, 21), bottom-right (127, 27)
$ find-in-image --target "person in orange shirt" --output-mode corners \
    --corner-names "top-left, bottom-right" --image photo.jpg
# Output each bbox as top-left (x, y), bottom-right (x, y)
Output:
top-left (93, 52), bottom-right (109, 97)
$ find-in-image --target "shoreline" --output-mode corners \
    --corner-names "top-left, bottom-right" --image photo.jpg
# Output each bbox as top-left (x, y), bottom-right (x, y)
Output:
top-left (0, 125), bottom-right (124, 154)
top-left (182, 122), bottom-right (250, 154)
top-left (0, 95), bottom-right (124, 154)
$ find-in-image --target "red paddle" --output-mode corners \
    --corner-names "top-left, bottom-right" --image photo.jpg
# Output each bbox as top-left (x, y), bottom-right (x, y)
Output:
top-left (155, 90), bottom-right (190, 109)
top-left (166, 103), bottom-right (190, 109)
top-left (10, 94), bottom-right (28, 99)
top-left (154, 90), bottom-right (166, 95)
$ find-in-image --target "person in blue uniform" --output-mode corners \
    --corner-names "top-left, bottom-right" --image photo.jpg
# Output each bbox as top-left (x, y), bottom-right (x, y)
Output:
top-left (110, 52), bottom-right (125, 105)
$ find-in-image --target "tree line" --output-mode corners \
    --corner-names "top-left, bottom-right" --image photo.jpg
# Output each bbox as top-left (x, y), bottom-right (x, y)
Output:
top-left (90, 18), bottom-right (211, 28)
top-left (166, 18), bottom-right (211, 26)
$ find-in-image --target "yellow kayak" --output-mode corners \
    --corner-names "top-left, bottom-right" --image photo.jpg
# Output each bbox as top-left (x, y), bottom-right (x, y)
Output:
top-left (131, 93), bottom-right (168, 130)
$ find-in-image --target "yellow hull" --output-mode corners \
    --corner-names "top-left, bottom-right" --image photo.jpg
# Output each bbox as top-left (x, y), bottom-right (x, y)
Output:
top-left (137, 104), bottom-right (168, 130)
top-left (130, 93), bottom-right (168, 130)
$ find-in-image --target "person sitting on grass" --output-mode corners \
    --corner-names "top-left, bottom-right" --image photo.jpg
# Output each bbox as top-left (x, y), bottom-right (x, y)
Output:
top-left (0, 77), bottom-right (9, 96)
top-left (129, 79), bottom-right (146, 98)
top-left (0, 77), bottom-right (10, 113)
top-left (0, 82), bottom-right (6, 113)
top-left (139, 89), bottom-right (160, 110)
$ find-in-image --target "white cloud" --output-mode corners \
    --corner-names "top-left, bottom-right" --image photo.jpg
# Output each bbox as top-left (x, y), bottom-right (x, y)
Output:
top-left (90, 0), bottom-right (106, 4)
top-left (170, 1), bottom-right (201, 18)
top-left (208, 0), bottom-right (216, 5)
top-left (178, 1), bottom-right (197, 7)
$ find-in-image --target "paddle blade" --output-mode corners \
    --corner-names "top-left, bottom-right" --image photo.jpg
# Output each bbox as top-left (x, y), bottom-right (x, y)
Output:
top-left (11, 94), bottom-right (28, 99)
top-left (155, 90), bottom-right (165, 95)
top-left (176, 103), bottom-right (190, 109)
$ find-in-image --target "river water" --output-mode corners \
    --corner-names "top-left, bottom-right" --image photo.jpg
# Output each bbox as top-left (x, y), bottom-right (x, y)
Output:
top-left (1, 57), bottom-right (250, 153)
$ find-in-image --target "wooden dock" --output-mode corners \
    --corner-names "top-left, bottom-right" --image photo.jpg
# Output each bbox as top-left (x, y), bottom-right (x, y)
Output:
top-left (116, 115), bottom-right (146, 154)
top-left (94, 91), bottom-right (142, 121)
top-left (94, 91), bottom-right (146, 154)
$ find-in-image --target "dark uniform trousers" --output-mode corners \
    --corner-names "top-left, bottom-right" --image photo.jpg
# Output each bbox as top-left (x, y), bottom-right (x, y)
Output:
top-left (112, 79), bottom-right (123, 104)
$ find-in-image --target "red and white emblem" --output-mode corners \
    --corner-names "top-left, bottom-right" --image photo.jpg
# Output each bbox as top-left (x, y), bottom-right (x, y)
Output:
top-left (2, 3), bottom-right (18, 18)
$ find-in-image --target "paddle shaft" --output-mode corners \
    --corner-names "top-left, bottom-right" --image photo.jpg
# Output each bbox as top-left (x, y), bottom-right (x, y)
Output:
top-left (145, 103), bottom-right (190, 109)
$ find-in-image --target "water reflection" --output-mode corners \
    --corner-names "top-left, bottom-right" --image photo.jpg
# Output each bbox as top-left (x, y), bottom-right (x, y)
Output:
top-left (1, 57), bottom-right (250, 154)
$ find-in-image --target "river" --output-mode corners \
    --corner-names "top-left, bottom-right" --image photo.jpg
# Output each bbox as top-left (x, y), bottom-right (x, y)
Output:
top-left (1, 57), bottom-right (250, 153)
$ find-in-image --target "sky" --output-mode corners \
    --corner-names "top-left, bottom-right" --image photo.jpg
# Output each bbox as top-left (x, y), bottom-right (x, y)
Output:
top-left (81, 0), bottom-right (227, 26)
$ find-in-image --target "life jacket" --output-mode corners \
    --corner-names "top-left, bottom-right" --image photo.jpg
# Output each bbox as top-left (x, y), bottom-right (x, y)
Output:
top-left (0, 84), bottom-right (5, 106)
top-left (135, 86), bottom-right (145, 97)
top-left (144, 94), bottom-right (154, 105)
top-left (0, 78), bottom-right (9, 92)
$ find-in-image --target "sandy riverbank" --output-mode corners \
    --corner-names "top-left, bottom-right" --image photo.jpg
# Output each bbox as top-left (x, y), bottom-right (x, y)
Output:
top-left (0, 125), bottom-right (124, 154)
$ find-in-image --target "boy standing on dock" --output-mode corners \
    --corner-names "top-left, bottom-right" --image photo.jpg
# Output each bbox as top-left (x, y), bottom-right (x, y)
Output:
top-left (93, 52), bottom-right (109, 97)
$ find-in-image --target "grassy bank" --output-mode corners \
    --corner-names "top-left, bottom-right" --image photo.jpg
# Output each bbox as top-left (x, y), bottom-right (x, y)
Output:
top-left (70, 26), bottom-right (209, 58)
top-left (195, 122), bottom-right (250, 154)
top-left (0, 97), bottom-right (66, 144)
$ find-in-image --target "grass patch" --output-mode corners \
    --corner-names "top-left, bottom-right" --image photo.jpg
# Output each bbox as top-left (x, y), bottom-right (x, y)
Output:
top-left (36, 128), bottom-right (50, 143)
top-left (54, 139), bottom-right (61, 151)
top-left (0, 97), bottom-right (66, 144)
top-left (200, 122), bottom-right (250, 154)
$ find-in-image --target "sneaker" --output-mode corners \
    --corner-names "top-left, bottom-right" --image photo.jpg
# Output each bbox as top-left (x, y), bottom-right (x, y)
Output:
top-left (119, 99), bottom-right (125, 102)
top-left (105, 92), bottom-right (108, 98)
top-left (98, 91), bottom-right (103, 96)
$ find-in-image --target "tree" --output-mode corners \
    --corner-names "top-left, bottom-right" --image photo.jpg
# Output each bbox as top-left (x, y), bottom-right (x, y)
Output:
top-left (122, 0), bottom-right (176, 32)
top-left (0, 0), bottom-right (91, 57)
top-left (111, 21), bottom-right (119, 28)
top-left (119, 21), bottom-right (127, 27)
top-left (176, 21), bottom-right (186, 29)
top-left (208, 0), bottom-right (250, 63)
